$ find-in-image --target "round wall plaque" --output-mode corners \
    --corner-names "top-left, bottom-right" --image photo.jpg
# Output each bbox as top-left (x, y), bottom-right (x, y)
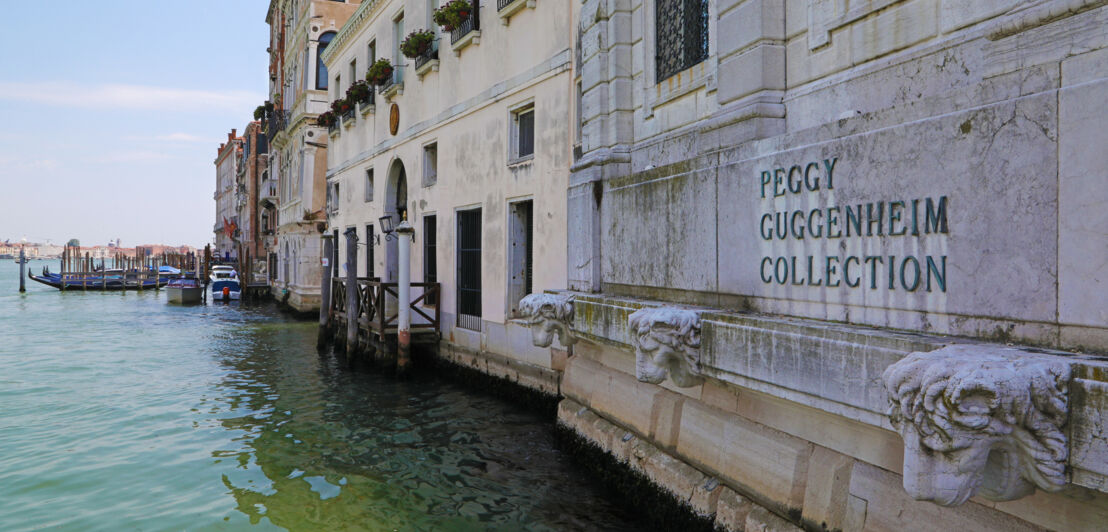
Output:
top-left (389, 104), bottom-right (400, 136)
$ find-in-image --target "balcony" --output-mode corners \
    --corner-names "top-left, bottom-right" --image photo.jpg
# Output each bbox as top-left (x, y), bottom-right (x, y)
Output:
top-left (497, 0), bottom-right (535, 24)
top-left (450, 9), bottom-right (480, 56)
top-left (260, 180), bottom-right (278, 208)
top-left (379, 70), bottom-right (404, 101)
top-left (266, 110), bottom-right (289, 143)
top-left (415, 43), bottom-right (440, 77)
top-left (358, 90), bottom-right (376, 116)
top-left (341, 108), bottom-right (355, 128)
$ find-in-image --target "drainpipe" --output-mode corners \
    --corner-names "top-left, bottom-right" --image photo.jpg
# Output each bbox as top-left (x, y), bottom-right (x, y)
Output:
top-left (396, 216), bottom-right (415, 374)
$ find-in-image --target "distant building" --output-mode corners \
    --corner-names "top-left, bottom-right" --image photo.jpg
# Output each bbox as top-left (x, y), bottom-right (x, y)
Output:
top-left (214, 129), bottom-right (242, 262)
top-left (236, 121), bottom-right (268, 282)
top-left (265, 0), bottom-right (361, 311)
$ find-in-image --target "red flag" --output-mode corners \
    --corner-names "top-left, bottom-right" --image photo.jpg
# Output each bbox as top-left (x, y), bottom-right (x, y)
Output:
top-left (223, 217), bottom-right (233, 239)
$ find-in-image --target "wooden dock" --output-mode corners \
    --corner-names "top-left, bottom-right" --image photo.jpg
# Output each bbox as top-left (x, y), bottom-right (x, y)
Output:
top-left (327, 277), bottom-right (441, 353)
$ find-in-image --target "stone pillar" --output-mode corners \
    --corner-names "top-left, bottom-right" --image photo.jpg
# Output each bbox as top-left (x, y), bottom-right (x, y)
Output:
top-left (396, 219), bottom-right (415, 374)
top-left (569, 0), bottom-right (636, 292)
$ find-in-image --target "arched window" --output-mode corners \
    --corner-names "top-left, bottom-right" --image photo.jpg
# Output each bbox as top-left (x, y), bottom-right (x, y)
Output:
top-left (316, 32), bottom-right (336, 90)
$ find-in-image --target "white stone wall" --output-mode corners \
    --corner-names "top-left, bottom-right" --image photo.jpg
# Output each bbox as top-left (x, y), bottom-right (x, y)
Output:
top-left (571, 0), bottom-right (1108, 352)
top-left (322, 0), bottom-right (573, 349)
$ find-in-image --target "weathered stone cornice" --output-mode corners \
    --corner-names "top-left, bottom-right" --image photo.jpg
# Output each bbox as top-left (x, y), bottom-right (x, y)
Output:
top-left (567, 292), bottom-right (1108, 502)
top-left (321, 0), bottom-right (386, 66)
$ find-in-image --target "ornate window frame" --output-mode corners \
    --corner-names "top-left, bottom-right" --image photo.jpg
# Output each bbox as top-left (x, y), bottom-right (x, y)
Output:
top-left (642, 0), bottom-right (718, 119)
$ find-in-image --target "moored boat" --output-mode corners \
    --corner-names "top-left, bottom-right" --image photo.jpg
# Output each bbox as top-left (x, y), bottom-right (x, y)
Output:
top-left (166, 277), bottom-right (202, 304)
top-left (209, 266), bottom-right (240, 301)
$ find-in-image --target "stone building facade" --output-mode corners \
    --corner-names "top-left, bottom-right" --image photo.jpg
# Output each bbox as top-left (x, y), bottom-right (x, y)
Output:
top-left (525, 1), bottom-right (1108, 531)
top-left (235, 121), bottom-right (268, 282)
top-left (266, 0), bottom-right (361, 311)
top-left (214, 129), bottom-right (241, 262)
top-left (321, 0), bottom-right (574, 370)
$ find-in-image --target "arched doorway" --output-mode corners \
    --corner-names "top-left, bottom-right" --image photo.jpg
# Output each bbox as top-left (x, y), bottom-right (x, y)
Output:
top-left (384, 159), bottom-right (408, 282)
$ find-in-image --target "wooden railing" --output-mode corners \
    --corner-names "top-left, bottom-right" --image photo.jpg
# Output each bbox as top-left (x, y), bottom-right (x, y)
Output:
top-left (330, 277), bottom-right (441, 340)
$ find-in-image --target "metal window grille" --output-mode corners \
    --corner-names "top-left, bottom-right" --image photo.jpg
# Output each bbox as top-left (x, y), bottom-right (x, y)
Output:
top-left (423, 216), bottom-right (437, 305)
top-left (456, 209), bottom-right (482, 330)
top-left (655, 0), bottom-right (709, 83)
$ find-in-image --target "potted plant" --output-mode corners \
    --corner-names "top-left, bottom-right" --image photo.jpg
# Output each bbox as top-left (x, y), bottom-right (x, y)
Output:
top-left (433, 0), bottom-right (471, 31)
top-left (346, 80), bottom-right (372, 104)
top-left (401, 30), bottom-right (436, 58)
top-left (253, 105), bottom-right (266, 120)
top-left (316, 110), bottom-right (337, 128)
top-left (366, 58), bottom-right (394, 86)
top-left (330, 97), bottom-right (354, 116)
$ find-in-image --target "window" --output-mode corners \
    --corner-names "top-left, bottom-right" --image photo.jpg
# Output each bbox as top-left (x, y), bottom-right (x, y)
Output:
top-left (334, 74), bottom-right (341, 100)
top-left (456, 209), bottom-right (482, 330)
top-left (393, 14), bottom-right (405, 84)
top-left (510, 104), bottom-right (535, 162)
top-left (368, 40), bottom-right (377, 65)
top-left (508, 200), bottom-right (533, 316)
top-left (349, 59), bottom-right (357, 90)
top-left (317, 32), bottom-right (336, 90)
top-left (423, 215), bottom-right (437, 305)
top-left (330, 182), bottom-right (340, 214)
top-left (422, 142), bottom-right (437, 187)
top-left (365, 168), bottom-right (374, 202)
top-left (655, 0), bottom-right (709, 83)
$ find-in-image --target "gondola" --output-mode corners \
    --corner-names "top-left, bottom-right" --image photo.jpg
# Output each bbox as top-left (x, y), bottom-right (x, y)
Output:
top-left (28, 268), bottom-right (171, 291)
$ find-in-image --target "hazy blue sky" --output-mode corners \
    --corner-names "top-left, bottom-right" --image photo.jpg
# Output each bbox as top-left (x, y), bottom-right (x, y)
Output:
top-left (0, 0), bottom-right (269, 248)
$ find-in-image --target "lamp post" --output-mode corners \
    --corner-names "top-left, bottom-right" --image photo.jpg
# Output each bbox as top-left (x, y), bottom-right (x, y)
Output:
top-left (396, 215), bottom-right (415, 374)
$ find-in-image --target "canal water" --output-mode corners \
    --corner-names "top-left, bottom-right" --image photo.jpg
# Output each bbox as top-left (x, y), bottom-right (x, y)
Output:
top-left (0, 261), bottom-right (640, 531)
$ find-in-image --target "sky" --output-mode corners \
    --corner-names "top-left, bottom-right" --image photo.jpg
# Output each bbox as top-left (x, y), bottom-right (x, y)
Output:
top-left (0, 0), bottom-right (270, 248)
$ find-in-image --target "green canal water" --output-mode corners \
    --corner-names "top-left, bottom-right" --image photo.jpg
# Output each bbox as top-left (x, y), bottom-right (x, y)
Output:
top-left (0, 261), bottom-right (641, 531)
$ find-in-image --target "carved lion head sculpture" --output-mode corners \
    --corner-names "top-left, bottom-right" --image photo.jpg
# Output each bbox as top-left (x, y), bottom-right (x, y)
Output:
top-left (518, 293), bottom-right (576, 348)
top-left (882, 346), bottom-right (1070, 506)
top-left (628, 307), bottom-right (703, 388)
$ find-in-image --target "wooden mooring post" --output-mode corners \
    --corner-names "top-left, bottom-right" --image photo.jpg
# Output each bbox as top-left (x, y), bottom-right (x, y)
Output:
top-left (344, 228), bottom-right (359, 355)
top-left (319, 235), bottom-right (333, 348)
top-left (18, 246), bottom-right (26, 293)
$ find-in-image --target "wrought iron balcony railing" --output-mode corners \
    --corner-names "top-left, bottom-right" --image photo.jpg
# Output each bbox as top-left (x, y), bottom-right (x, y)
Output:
top-left (450, 9), bottom-right (479, 45)
top-left (414, 43), bottom-right (439, 71)
top-left (378, 70), bottom-right (404, 95)
top-left (266, 110), bottom-right (289, 143)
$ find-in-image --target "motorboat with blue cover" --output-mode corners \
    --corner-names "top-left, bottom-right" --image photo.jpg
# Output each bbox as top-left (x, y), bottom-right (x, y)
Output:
top-left (209, 265), bottom-right (240, 301)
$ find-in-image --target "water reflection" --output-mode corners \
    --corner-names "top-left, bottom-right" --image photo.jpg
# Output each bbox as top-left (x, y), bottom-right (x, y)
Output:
top-left (212, 320), bottom-right (639, 531)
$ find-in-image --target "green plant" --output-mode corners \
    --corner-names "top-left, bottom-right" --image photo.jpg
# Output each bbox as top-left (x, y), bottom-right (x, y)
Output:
top-left (366, 58), bottom-right (394, 86)
top-left (253, 105), bottom-right (266, 120)
top-left (433, 0), bottom-right (471, 31)
top-left (401, 30), bottom-right (435, 58)
top-left (346, 80), bottom-right (372, 104)
top-left (316, 110), bottom-right (337, 128)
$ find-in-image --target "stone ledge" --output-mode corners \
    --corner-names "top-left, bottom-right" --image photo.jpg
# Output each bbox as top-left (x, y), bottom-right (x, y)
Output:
top-left (557, 398), bottom-right (802, 532)
top-left (436, 340), bottom-right (561, 397)
top-left (568, 291), bottom-right (1108, 498)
